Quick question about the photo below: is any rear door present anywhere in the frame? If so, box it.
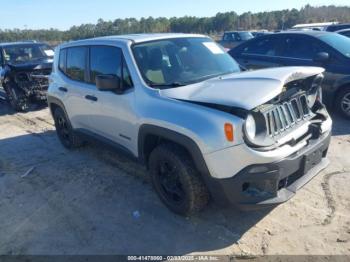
[58,46,96,130]
[231,35,282,70]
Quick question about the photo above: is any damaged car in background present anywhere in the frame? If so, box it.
[0,42,53,111]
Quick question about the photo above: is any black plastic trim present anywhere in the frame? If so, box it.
[75,128,138,162]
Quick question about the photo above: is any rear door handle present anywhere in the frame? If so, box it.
[85,95,98,102]
[58,87,68,92]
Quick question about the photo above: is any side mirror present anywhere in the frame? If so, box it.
[313,52,330,63]
[96,74,122,93]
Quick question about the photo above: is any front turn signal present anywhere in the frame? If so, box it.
[224,123,234,142]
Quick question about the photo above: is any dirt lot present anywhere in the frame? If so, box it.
[0,99,349,257]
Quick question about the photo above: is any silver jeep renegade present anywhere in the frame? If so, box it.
[48,34,332,215]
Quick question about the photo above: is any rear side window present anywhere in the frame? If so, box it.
[90,46,133,89]
[242,37,280,56]
[66,47,87,82]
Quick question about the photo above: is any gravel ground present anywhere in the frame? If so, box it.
[0,99,349,257]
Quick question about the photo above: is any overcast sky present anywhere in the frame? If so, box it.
[1,0,349,30]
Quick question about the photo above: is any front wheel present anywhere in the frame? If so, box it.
[335,87,350,120]
[148,143,209,216]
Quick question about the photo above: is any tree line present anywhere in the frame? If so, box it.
[1,5,350,43]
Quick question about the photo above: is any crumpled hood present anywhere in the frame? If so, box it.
[160,66,325,110]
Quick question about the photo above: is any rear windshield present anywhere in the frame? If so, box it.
[319,34,350,58]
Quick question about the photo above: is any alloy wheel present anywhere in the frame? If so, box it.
[341,92,350,116]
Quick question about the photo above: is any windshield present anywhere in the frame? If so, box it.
[132,37,240,88]
[3,44,54,64]
[319,34,350,58]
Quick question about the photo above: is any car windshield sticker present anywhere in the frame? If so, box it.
[203,42,224,54]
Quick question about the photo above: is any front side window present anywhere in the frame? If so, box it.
[66,47,87,82]
[90,46,133,89]
[280,35,322,59]
[132,37,240,88]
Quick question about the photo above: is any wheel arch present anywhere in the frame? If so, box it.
[47,96,68,117]
[138,124,209,176]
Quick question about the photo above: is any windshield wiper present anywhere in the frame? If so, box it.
[149,82,186,89]
[184,71,236,85]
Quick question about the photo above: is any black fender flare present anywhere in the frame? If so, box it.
[47,95,68,117]
[138,124,209,176]
[137,124,228,204]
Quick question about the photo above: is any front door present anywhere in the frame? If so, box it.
[86,45,137,151]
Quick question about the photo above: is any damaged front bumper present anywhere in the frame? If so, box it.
[205,130,331,209]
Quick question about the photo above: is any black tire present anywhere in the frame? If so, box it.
[335,87,350,120]
[3,82,28,111]
[53,107,84,149]
[148,143,209,216]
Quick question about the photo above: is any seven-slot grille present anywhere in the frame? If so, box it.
[263,93,312,137]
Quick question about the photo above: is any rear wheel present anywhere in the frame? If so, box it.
[53,107,84,149]
[148,143,209,216]
[335,87,350,120]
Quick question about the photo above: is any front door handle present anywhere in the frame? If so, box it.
[58,87,68,92]
[85,95,98,102]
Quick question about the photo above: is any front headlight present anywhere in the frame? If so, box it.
[245,114,256,141]
[244,112,275,148]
